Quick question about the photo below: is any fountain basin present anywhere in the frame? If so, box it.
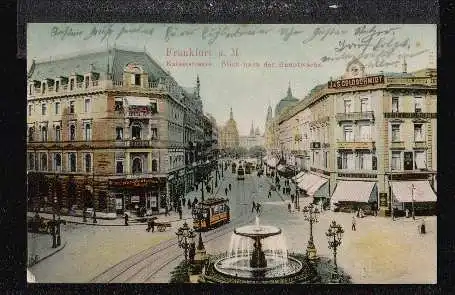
[234,225,281,239]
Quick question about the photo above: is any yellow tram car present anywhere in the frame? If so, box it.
[192,197,230,231]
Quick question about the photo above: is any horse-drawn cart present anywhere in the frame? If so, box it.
[155,222,171,232]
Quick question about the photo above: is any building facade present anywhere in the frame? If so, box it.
[219,108,240,150]
[278,58,437,213]
[239,122,265,149]
[27,48,213,217]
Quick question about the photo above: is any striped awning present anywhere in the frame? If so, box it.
[306,177,329,196]
[390,180,437,203]
[331,181,376,203]
[298,173,326,194]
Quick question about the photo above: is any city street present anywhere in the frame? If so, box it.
[28,166,436,284]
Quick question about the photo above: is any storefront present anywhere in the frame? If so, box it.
[108,177,167,216]
[390,180,437,215]
[330,181,378,214]
[297,173,329,205]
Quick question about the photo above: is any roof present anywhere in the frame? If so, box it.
[275,86,299,117]
[200,197,229,206]
[28,48,169,82]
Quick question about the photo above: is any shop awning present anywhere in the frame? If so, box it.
[277,164,285,171]
[331,181,376,203]
[390,180,437,203]
[267,157,278,167]
[306,177,329,196]
[292,171,305,181]
[125,96,151,106]
[297,173,325,192]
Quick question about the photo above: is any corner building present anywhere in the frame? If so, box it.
[27,48,213,217]
[278,59,437,214]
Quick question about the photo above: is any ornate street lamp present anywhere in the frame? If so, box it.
[302,203,319,260]
[176,221,196,262]
[326,220,344,283]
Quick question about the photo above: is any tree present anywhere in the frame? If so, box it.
[249,145,266,158]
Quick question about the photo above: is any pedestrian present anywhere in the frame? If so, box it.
[288,203,291,213]
[178,207,183,220]
[360,208,364,218]
[268,190,271,199]
[356,208,360,218]
[225,187,228,196]
[252,201,256,213]
[420,219,426,234]
[229,183,232,191]
[124,213,129,226]
[187,199,191,210]
[256,203,261,214]
[283,187,286,194]
[405,208,409,218]
[291,194,294,204]
[352,216,356,231]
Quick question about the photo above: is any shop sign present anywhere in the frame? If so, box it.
[337,141,374,150]
[108,178,163,187]
[131,195,140,203]
[328,75,384,89]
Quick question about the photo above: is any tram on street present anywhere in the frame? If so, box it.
[192,197,230,231]
[237,166,245,180]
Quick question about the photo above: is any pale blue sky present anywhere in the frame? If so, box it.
[27,24,436,135]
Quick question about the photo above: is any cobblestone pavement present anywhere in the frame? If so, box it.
[28,168,436,284]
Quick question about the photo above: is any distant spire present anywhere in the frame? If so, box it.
[287,82,292,97]
[230,107,233,120]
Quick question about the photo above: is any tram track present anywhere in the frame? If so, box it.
[90,169,257,283]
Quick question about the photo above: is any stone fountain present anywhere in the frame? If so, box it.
[201,216,318,283]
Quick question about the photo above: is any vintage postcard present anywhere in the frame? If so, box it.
[26,23,437,284]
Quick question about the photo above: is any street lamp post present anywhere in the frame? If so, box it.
[411,184,416,220]
[176,221,196,262]
[52,195,57,248]
[302,203,319,260]
[294,160,300,211]
[326,220,344,283]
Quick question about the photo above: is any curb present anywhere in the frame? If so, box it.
[29,240,67,267]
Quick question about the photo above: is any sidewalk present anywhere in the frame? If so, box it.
[27,232,67,267]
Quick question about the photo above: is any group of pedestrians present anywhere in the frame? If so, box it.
[252,201,262,214]
[225,183,232,196]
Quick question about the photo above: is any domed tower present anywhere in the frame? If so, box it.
[274,82,299,118]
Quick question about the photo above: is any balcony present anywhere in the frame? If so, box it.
[413,141,427,149]
[337,140,375,150]
[336,111,374,123]
[390,141,405,149]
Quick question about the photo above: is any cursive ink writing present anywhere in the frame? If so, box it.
[164,25,199,42]
[83,24,114,41]
[50,26,84,41]
[301,26,348,44]
[279,26,305,42]
[116,25,155,40]
[201,25,273,45]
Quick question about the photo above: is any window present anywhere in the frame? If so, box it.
[68,153,76,172]
[323,151,328,168]
[358,152,372,170]
[41,126,48,141]
[55,81,59,92]
[54,153,62,172]
[116,127,123,140]
[84,98,91,113]
[150,102,158,113]
[69,124,76,141]
[116,160,124,174]
[343,125,354,141]
[55,125,61,141]
[391,151,401,170]
[340,152,354,170]
[344,99,352,113]
[132,123,142,139]
[114,100,123,111]
[414,124,424,141]
[29,84,32,95]
[414,97,423,113]
[84,77,89,88]
[415,151,426,169]
[40,153,48,171]
[69,101,75,114]
[152,159,158,171]
[42,82,46,94]
[359,125,371,141]
[132,157,142,174]
[28,153,35,170]
[55,102,60,114]
[70,79,74,90]
[84,153,92,173]
[392,97,399,113]
[84,123,92,141]
[28,127,34,142]
[314,151,320,166]
[151,128,158,139]
[134,74,141,86]
[28,104,32,116]
[391,124,400,141]
[41,103,47,115]
[360,98,369,112]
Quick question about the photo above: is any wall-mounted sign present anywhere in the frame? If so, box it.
[108,178,164,187]
[328,75,384,89]
[131,195,140,203]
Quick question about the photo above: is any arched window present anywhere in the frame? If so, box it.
[54,153,62,172]
[131,122,142,139]
[132,157,142,174]
[55,126,61,141]
[84,123,92,141]
[41,126,48,141]
[85,153,92,173]
[152,159,158,172]
[70,124,76,141]
[40,153,47,171]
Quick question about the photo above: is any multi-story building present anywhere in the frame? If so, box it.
[278,58,437,214]
[239,122,265,149]
[206,113,220,160]
[27,48,213,217]
[219,108,239,150]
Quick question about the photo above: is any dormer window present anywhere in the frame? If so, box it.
[134,74,141,86]
[55,80,59,92]
[42,82,46,94]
